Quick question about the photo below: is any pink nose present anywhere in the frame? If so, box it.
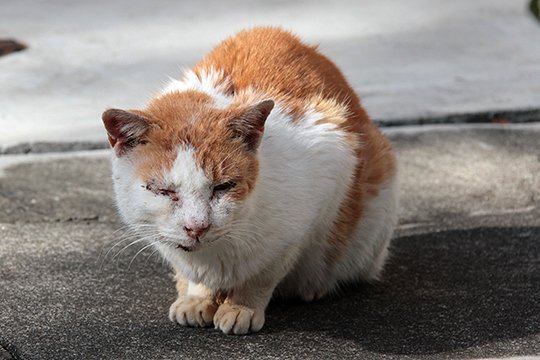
[184,224,209,239]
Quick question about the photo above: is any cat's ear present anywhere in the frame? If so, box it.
[231,100,274,151]
[102,109,150,156]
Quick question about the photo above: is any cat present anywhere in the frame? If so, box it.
[102,27,398,335]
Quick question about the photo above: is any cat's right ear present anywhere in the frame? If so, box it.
[102,109,150,156]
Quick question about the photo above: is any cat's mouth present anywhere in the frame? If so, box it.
[159,231,205,252]
[173,240,205,252]
[175,243,194,252]
[167,238,201,252]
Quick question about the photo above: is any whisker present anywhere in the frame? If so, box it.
[145,247,162,265]
[112,234,158,261]
[110,233,161,271]
[99,230,160,268]
[128,242,158,270]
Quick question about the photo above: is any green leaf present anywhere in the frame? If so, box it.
[531,0,540,22]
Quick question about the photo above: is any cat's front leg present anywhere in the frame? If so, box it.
[169,275,219,328]
[213,274,276,335]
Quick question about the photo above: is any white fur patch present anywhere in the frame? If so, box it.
[159,146,213,239]
[162,68,233,109]
[164,146,210,192]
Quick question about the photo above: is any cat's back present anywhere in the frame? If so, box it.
[195,27,367,125]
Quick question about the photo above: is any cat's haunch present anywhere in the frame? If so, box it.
[103,27,398,335]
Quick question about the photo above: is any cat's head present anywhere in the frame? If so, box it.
[102,91,274,252]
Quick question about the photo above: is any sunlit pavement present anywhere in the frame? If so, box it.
[1,0,540,147]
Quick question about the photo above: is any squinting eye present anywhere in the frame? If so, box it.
[213,181,236,195]
[144,183,178,201]
[158,189,172,196]
[159,189,180,202]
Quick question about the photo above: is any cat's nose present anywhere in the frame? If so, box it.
[184,224,209,240]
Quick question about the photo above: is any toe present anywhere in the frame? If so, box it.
[232,310,252,335]
[214,303,264,335]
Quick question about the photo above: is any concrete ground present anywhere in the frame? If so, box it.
[1,124,539,359]
[1,0,540,147]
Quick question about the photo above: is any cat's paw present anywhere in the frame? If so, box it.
[169,296,218,327]
[213,303,265,335]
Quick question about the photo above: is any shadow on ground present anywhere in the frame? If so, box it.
[2,225,539,359]
[267,226,540,356]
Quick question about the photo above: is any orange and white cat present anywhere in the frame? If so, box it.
[102,27,397,335]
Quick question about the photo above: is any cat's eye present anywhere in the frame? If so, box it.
[144,183,179,201]
[158,188,179,202]
[213,181,236,195]
[158,189,174,196]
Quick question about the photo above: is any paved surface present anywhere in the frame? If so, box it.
[1,124,539,359]
[1,0,540,147]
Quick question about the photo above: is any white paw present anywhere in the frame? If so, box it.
[213,303,265,335]
[169,295,217,327]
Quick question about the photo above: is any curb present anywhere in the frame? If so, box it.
[375,108,540,127]
[1,108,539,155]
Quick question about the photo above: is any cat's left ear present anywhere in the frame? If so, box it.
[102,109,150,156]
[231,100,274,151]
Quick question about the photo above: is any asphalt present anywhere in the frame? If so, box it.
[1,123,539,359]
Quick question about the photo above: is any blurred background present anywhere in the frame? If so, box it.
[0,0,539,149]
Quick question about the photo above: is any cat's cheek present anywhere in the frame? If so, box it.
[144,195,174,223]
[121,188,170,226]
[210,198,237,227]
[115,187,146,224]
